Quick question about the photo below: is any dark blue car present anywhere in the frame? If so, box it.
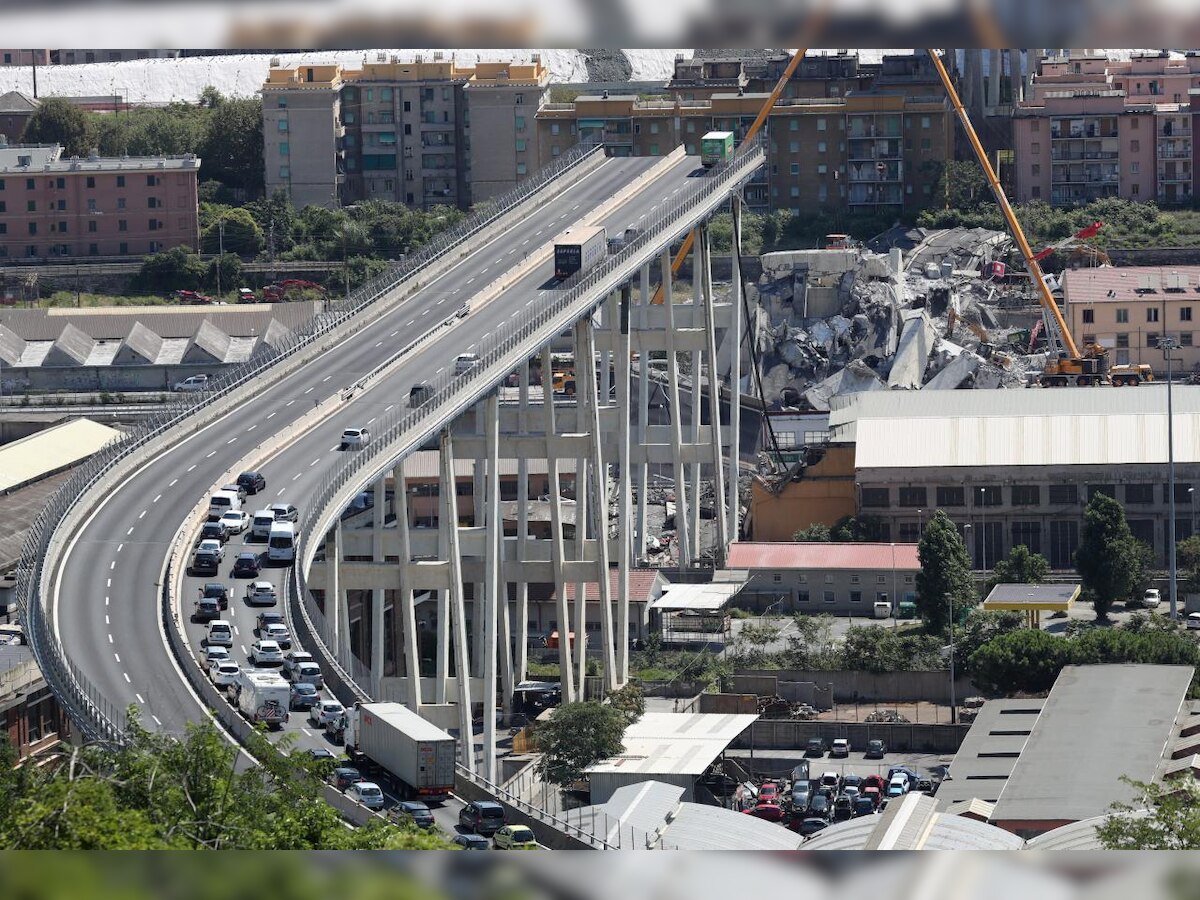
[289,682,319,711]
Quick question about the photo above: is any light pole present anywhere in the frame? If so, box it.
[1164,335,1180,620]
[947,592,957,724]
[1190,486,1196,539]
[978,487,988,574]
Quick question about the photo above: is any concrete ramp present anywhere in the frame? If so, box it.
[114,322,164,365]
[182,320,232,364]
[0,324,26,366]
[43,323,95,367]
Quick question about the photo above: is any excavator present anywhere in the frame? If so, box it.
[926,51,1152,387]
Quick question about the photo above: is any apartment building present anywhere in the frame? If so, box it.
[1063,264,1200,371]
[0,50,49,66]
[1014,51,1200,205]
[0,143,200,260]
[262,56,548,211]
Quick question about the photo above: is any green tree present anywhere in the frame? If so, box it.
[954,609,1025,673]
[199,95,264,196]
[204,253,243,294]
[200,206,265,257]
[245,187,298,253]
[534,702,627,786]
[21,97,92,157]
[782,614,840,669]
[991,544,1050,585]
[792,523,832,542]
[1097,777,1200,849]
[968,628,1071,695]
[607,682,646,726]
[1076,492,1145,622]
[930,159,991,209]
[830,515,889,542]
[839,626,944,674]
[915,510,978,632]
[131,246,207,293]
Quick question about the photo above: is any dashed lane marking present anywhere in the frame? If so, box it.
[124,673,131,684]
[267,412,277,420]
[322,375,333,382]
[152,715,162,726]
[247,425,257,432]
[187,465,197,472]
[153,494,161,503]
[205,451,216,458]
[304,387,314,394]
[226,437,237,445]
[136,693,144,704]
[126,527,134,536]
[138,510,146,519]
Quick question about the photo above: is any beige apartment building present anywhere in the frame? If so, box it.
[1063,264,1200,372]
[262,56,548,211]
[0,143,199,260]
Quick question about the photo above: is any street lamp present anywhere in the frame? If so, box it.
[1163,335,1181,620]
[947,592,957,724]
[978,487,988,574]
[1190,486,1196,539]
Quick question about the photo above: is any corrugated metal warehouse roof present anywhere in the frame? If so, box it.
[587,712,758,777]
[0,418,123,493]
[726,541,920,571]
[0,302,318,341]
[651,579,746,611]
[803,792,1026,850]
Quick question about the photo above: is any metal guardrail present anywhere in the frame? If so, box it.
[290,141,765,721]
[16,140,606,744]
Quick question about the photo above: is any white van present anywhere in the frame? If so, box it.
[206,619,233,647]
[267,521,296,563]
[208,489,242,520]
[251,509,275,539]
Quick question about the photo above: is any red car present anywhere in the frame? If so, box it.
[173,289,213,305]
[861,774,887,795]
[743,802,786,823]
[757,783,780,804]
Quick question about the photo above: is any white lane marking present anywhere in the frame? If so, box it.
[138,510,146,520]
[292,473,301,481]
[304,387,314,394]
[481,268,489,275]
[322,375,333,382]
[113,652,119,662]
[526,298,534,307]
[374,341,383,348]
[495,257,503,265]
[302,728,313,737]
[522,239,530,245]
[267,412,277,420]
[123,673,131,684]
[205,450,216,458]
[136,692,144,704]
[115,545,122,553]
[309,458,320,467]
[389,331,398,337]
[169,479,178,487]
[247,424,257,432]
[105,614,109,625]
[152,715,162,726]
[109,561,115,570]
[126,527,134,536]
[276,488,285,497]
[435,367,444,375]
[233,626,240,636]
[406,320,415,327]
[106,578,111,588]
[285,400,295,407]
[240,645,248,656]
[421,309,430,316]
[366,417,376,425]
[465,278,474,285]
[187,465,197,472]
[385,404,394,412]
[329,445,340,452]
[226,437,237,445]
[153,494,162,503]
[437,298,446,304]
[104,597,109,606]
[108,635,114,644]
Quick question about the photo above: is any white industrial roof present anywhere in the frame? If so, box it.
[651,579,746,612]
[0,418,122,493]
[837,386,1200,470]
[802,793,1026,851]
[587,712,758,777]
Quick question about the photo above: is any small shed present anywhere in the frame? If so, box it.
[982,583,1079,628]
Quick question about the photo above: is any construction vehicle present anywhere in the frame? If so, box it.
[926,51,1153,388]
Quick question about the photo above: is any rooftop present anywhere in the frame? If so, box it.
[989,665,1193,827]
[1064,265,1200,305]
[0,143,200,173]
[725,541,920,571]
[0,418,123,493]
[650,577,747,612]
[983,583,1080,611]
[586,712,758,778]
[935,699,1044,811]
[803,792,1026,850]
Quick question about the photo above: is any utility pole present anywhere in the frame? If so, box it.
[1164,335,1180,620]
[268,218,277,282]
[947,593,957,724]
[216,218,225,298]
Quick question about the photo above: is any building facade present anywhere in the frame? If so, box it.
[0,143,200,260]
[1063,264,1200,372]
[0,92,37,143]
[262,56,548,211]
[0,50,49,66]
[1014,51,1200,205]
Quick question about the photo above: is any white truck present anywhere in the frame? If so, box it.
[234,670,290,728]
[553,225,607,281]
[344,702,456,801]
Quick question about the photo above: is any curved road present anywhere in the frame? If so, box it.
[51,152,705,757]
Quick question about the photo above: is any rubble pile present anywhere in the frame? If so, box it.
[747,226,1053,411]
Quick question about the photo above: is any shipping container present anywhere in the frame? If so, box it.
[554,225,607,281]
[346,702,456,800]
[700,131,735,167]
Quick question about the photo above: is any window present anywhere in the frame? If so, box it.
[936,486,965,507]
[976,486,1002,506]
[921,138,931,150]
[823,591,835,603]
[0,179,3,190]
[789,140,800,152]
[515,116,526,131]
[1126,483,1154,504]
[899,523,921,542]
[921,115,930,129]
[27,222,35,235]
[1183,307,1194,322]
[0,223,4,235]
[1082,334,1096,345]
[1183,333,1194,347]
[1031,119,1040,132]
[817,141,827,153]
[26,200,35,212]
[118,219,127,231]
[149,219,159,231]
[25,178,34,190]
[381,87,392,101]
[1168,482,1194,504]
[850,590,862,603]
[88,243,98,255]
[403,124,411,135]
[85,176,95,188]
[1032,186,1041,198]
[861,487,889,508]
[817,164,827,174]
[87,220,96,233]
[1131,161,1140,174]
[790,163,799,175]
[1148,333,1160,348]
[1011,521,1042,554]
[551,146,561,157]
[817,117,827,131]
[1116,308,1129,323]
[1011,485,1040,506]
[366,88,374,102]
[1148,308,1160,323]
[1133,184,1140,196]
[1088,484,1117,500]
[550,123,560,135]
[279,142,289,156]
[789,185,799,198]
[1032,164,1040,176]
[797,591,810,603]
[278,119,289,132]
[279,166,290,178]
[516,163,527,175]
[1116,333,1129,348]
[1082,309,1094,324]
[515,139,526,152]
[1131,139,1140,152]
[146,175,158,186]
[898,486,927,507]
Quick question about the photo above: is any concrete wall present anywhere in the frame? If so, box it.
[454,771,593,849]
[10,364,216,393]
[697,692,758,715]
[732,669,980,705]
[736,719,970,753]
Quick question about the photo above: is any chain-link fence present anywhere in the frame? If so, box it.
[16,141,607,743]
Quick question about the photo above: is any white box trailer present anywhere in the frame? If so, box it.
[235,670,290,728]
[554,225,607,281]
[346,702,456,801]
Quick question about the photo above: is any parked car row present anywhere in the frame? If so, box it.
[805,737,888,759]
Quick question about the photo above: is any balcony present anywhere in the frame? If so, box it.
[1158,144,1192,159]
[1158,170,1192,183]
[1050,150,1119,161]
[1051,174,1120,184]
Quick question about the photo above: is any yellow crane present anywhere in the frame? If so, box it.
[925,50,1151,387]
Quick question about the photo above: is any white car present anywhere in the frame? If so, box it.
[283,650,315,677]
[1142,588,1162,609]
[219,510,250,535]
[831,738,850,758]
[1188,612,1200,630]
[197,539,224,561]
[454,352,480,375]
[244,581,277,606]
[262,623,292,650]
[347,781,385,810]
[249,639,283,666]
[310,699,345,728]
[172,374,210,392]
[341,427,370,449]
[201,645,229,671]
[210,660,241,687]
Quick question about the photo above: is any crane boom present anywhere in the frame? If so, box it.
[925,50,1081,361]
[650,48,811,304]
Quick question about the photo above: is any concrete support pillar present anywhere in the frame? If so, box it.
[987,48,1002,111]
[434,445,451,705]
[482,394,501,782]
[334,519,351,672]
[727,199,744,544]
[662,247,690,566]
[699,224,728,557]
[541,346,574,702]
[636,263,651,562]
[689,250,703,562]
[515,360,531,686]
[573,447,588,694]
[370,475,386,697]
[328,520,341,659]
[616,281,633,684]
[441,430,473,768]
[395,461,421,710]
[472,423,486,679]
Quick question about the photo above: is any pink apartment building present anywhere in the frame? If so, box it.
[0,143,200,260]
[1014,52,1199,206]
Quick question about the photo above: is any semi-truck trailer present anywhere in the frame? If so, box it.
[345,702,457,801]
[553,226,607,281]
[700,131,735,167]
[234,670,290,728]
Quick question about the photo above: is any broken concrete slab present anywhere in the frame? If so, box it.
[888,309,937,391]
[803,359,887,411]
[924,348,982,390]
